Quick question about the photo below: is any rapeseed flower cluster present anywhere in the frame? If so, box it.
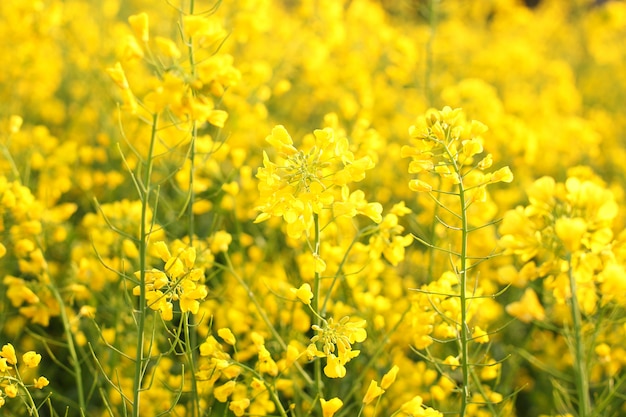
[0,343,48,411]
[255,124,381,240]
[310,316,367,378]
[402,105,513,198]
[499,172,624,319]
[133,241,208,320]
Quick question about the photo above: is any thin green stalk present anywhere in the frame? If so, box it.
[457,175,471,416]
[566,254,592,417]
[133,112,159,417]
[182,312,198,417]
[4,376,41,416]
[427,176,443,280]
[50,286,86,413]
[229,362,288,417]
[321,224,378,315]
[221,254,314,386]
[185,5,199,407]
[313,212,323,400]
[441,140,471,416]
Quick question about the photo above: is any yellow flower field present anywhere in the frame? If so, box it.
[1,0,625,416]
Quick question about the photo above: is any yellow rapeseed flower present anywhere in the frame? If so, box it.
[255,124,378,239]
[363,380,385,405]
[34,376,49,389]
[291,283,314,305]
[22,351,41,368]
[0,344,17,365]
[320,397,343,417]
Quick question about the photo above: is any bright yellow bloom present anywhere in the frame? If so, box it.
[155,36,181,59]
[320,397,343,417]
[472,326,490,344]
[255,124,378,239]
[443,355,460,370]
[403,106,512,198]
[0,344,17,365]
[128,12,149,43]
[369,210,413,266]
[229,398,250,417]
[134,242,207,320]
[153,241,171,262]
[408,179,433,193]
[34,376,49,389]
[555,217,587,252]
[599,263,626,307]
[381,365,399,389]
[400,395,424,415]
[481,358,501,381]
[506,288,546,323]
[291,283,314,305]
[490,166,514,183]
[312,316,367,358]
[258,345,279,376]
[210,231,232,253]
[213,380,236,403]
[208,109,229,128]
[5,384,17,398]
[106,62,130,90]
[183,14,227,47]
[0,358,10,372]
[22,351,41,368]
[363,380,385,404]
[323,354,346,379]
[217,328,236,346]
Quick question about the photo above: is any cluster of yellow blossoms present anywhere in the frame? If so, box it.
[309,316,367,378]
[500,172,622,317]
[402,106,513,197]
[0,343,48,410]
[255,124,382,241]
[108,12,238,128]
[133,241,208,320]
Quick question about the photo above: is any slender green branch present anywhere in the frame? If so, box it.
[321,223,378,316]
[458,178,471,416]
[441,140,472,416]
[133,112,159,417]
[566,253,592,417]
[185,1,199,413]
[313,212,324,400]
[49,286,86,413]
[220,254,314,386]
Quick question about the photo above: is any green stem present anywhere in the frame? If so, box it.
[50,286,86,413]
[321,224,378,315]
[5,376,41,417]
[221,254,314,386]
[427,176,443,280]
[457,176,471,417]
[186,1,199,407]
[441,138,470,416]
[133,112,159,417]
[183,312,198,417]
[567,253,592,417]
[313,212,323,400]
